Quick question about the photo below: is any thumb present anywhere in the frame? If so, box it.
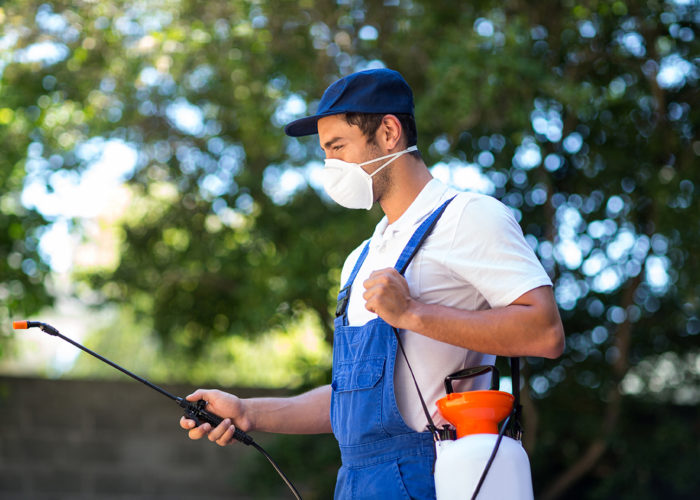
[186,389,210,402]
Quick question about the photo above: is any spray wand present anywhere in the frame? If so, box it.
[12,320,302,500]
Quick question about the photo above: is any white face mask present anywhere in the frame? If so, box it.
[320,145,418,210]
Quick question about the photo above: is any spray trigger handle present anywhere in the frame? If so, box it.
[178,398,254,445]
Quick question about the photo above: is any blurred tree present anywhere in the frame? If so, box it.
[1,0,698,498]
[0,5,56,359]
[388,2,700,499]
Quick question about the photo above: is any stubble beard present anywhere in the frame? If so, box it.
[365,141,394,205]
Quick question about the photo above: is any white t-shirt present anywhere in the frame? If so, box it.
[339,178,552,431]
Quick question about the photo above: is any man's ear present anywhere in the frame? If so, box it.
[377,114,403,151]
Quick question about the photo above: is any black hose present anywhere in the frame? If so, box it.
[471,415,511,500]
[251,441,303,500]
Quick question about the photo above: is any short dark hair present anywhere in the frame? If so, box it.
[343,113,419,157]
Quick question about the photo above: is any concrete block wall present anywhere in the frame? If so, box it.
[0,376,294,499]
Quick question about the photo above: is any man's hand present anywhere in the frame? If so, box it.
[179,389,250,447]
[362,268,416,328]
[178,385,333,446]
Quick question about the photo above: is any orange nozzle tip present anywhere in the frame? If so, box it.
[12,321,28,330]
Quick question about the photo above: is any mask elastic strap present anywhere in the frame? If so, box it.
[365,145,418,178]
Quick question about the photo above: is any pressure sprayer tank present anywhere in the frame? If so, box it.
[433,373,534,499]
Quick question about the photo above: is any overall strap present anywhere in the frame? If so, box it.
[335,242,371,322]
[394,197,456,276]
[335,194,454,322]
[392,196,456,438]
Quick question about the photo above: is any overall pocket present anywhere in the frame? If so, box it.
[331,357,387,445]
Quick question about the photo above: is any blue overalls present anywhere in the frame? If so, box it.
[331,198,454,499]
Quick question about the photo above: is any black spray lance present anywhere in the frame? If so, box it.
[12,320,302,500]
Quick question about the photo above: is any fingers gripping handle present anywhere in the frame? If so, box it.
[179,399,254,446]
[178,399,302,498]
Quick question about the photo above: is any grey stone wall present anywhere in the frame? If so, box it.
[0,376,295,499]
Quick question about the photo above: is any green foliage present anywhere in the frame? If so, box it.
[1,0,698,498]
[0,2,56,354]
[69,306,332,389]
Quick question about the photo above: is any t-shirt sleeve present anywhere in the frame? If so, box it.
[447,195,552,308]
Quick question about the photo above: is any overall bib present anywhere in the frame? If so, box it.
[331,198,454,499]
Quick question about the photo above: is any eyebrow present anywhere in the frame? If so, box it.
[322,136,344,151]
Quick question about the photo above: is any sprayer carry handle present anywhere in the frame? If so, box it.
[443,365,500,394]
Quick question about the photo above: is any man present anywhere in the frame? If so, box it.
[180,68,565,499]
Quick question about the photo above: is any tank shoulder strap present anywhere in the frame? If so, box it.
[506,356,523,440]
[391,195,456,438]
[392,195,526,442]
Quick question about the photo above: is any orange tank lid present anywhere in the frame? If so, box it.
[436,390,514,438]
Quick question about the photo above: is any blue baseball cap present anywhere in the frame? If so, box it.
[284,68,414,137]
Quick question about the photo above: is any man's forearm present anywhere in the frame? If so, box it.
[245,384,332,434]
[402,286,565,359]
[363,270,565,359]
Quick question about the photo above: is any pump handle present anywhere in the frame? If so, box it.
[444,365,500,394]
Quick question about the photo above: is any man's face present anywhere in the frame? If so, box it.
[317,114,381,171]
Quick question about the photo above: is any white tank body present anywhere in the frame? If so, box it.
[434,434,534,500]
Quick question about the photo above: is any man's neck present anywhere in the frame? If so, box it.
[379,158,433,224]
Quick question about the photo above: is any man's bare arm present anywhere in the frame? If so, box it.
[363,269,564,358]
[180,385,332,446]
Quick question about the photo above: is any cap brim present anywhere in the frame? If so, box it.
[284,115,320,137]
[285,110,351,137]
